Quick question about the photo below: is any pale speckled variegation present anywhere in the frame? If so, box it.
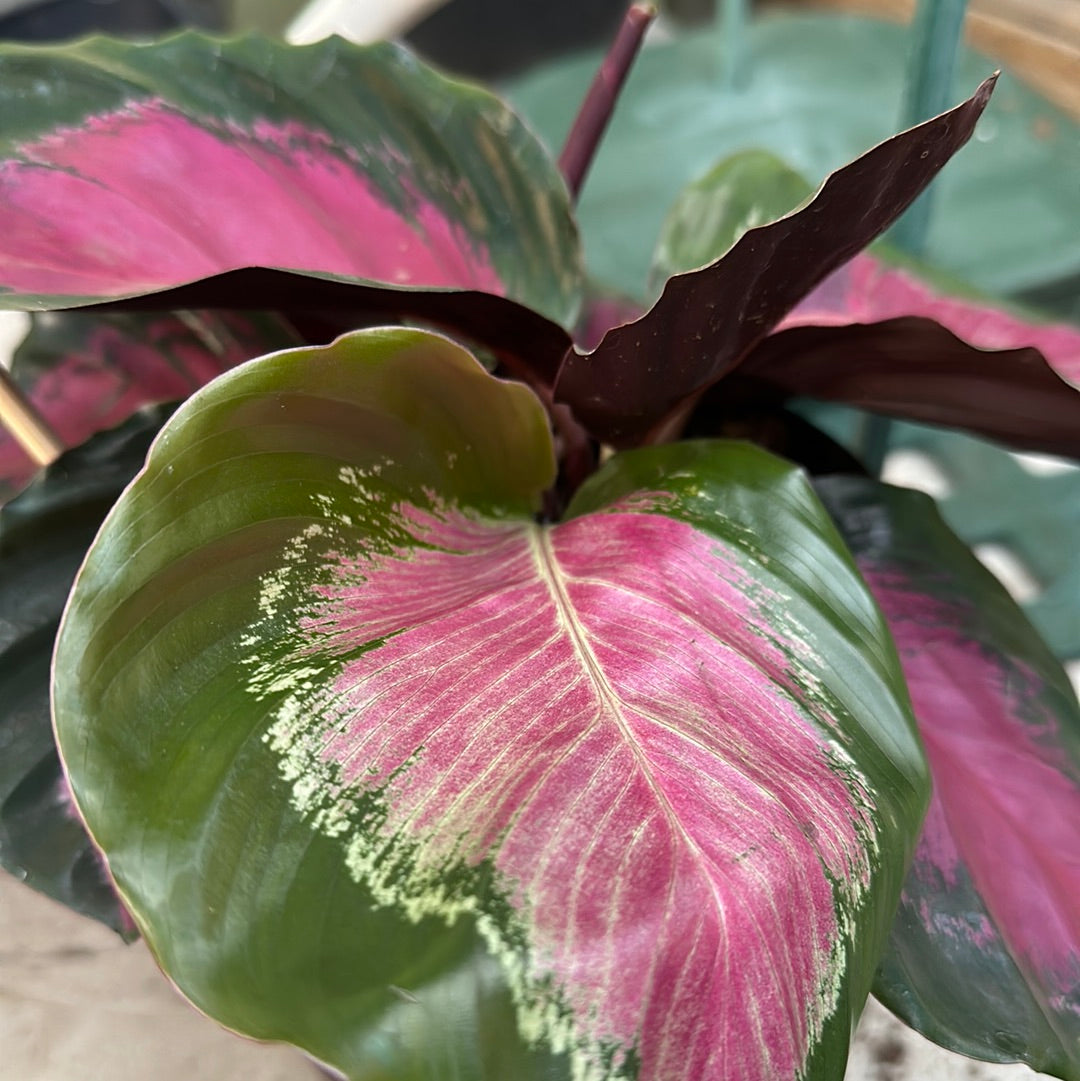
[244,474,881,1081]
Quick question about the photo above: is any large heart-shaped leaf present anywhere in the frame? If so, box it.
[0,33,581,328]
[817,476,1080,1079]
[508,13,1080,306]
[54,328,927,1081]
[555,77,995,445]
[0,407,173,934]
[0,309,296,504]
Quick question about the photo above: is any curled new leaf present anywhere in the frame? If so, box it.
[54,328,926,1081]
[818,476,1080,1080]
[555,77,996,445]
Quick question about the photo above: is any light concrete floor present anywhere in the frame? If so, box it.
[0,872,1051,1081]
[0,874,323,1081]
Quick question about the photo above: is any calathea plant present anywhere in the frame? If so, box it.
[0,7,1079,1081]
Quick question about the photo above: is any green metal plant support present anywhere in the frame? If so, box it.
[864,0,971,473]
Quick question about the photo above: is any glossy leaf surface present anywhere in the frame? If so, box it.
[55,328,927,1081]
[0,409,172,934]
[556,77,995,445]
[818,476,1080,1079]
[0,310,295,504]
[509,13,1080,304]
[0,33,581,327]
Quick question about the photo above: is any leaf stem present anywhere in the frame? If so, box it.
[558,3,657,202]
[0,366,63,467]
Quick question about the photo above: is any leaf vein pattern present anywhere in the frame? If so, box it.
[249,503,879,1080]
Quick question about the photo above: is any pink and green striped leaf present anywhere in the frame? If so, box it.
[0,310,296,505]
[0,34,582,329]
[53,328,927,1081]
[817,476,1080,1080]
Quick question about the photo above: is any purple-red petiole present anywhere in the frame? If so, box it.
[558,3,657,202]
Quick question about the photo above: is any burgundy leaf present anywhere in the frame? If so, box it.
[736,316,1080,457]
[85,269,575,388]
[782,254,1080,388]
[729,252,1080,453]
[554,76,997,446]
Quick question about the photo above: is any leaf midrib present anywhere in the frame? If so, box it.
[525,523,729,907]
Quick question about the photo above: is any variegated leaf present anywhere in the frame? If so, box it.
[0,310,295,504]
[54,328,926,1081]
[818,476,1080,1080]
[0,34,581,329]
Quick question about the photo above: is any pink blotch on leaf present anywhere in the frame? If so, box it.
[0,313,261,496]
[287,504,878,1081]
[0,101,504,297]
[864,570,1080,996]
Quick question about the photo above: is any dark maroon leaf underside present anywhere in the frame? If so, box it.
[734,316,1080,457]
[555,76,997,446]
[88,270,574,387]
[782,253,1080,389]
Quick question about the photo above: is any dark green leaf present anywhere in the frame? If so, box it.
[818,476,1080,1080]
[0,407,174,935]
